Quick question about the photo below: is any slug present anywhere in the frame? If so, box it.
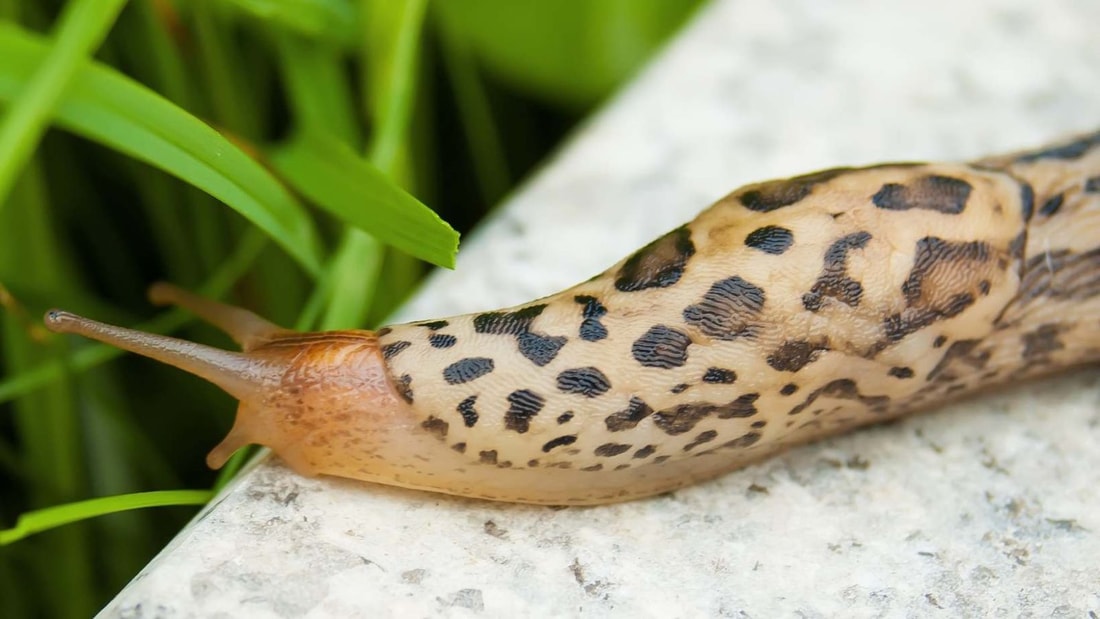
[44,130,1100,505]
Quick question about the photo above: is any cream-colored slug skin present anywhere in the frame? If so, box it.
[45,130,1100,505]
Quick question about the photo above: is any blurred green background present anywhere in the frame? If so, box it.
[0,0,703,616]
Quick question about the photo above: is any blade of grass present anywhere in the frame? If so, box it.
[271,26,379,330]
[307,0,430,329]
[0,227,268,406]
[433,6,510,205]
[0,437,21,477]
[271,133,456,268]
[0,24,324,275]
[224,0,357,46]
[297,0,430,330]
[0,490,213,545]
[317,229,384,329]
[1,157,98,616]
[363,0,427,173]
[192,0,263,142]
[0,0,129,210]
[274,33,360,143]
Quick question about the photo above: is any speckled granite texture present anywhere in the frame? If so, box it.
[101,0,1100,616]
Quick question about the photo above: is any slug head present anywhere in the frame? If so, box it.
[43,291,415,476]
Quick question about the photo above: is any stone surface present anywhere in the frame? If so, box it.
[101,0,1100,616]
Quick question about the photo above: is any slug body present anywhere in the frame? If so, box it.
[46,130,1100,505]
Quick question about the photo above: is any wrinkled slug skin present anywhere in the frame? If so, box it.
[45,131,1100,506]
[367,131,1100,504]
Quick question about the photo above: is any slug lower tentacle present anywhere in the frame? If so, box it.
[45,130,1100,505]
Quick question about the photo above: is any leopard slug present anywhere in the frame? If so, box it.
[44,130,1100,505]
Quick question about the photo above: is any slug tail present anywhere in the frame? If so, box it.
[43,309,282,403]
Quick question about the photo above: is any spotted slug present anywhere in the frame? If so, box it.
[44,130,1100,505]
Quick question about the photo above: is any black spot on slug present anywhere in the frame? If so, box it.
[1038,193,1064,217]
[443,357,495,385]
[376,327,392,336]
[582,464,604,472]
[594,443,631,457]
[780,383,799,396]
[382,340,411,359]
[872,175,972,214]
[1018,247,1100,304]
[615,225,695,292]
[504,389,544,434]
[633,445,656,459]
[788,379,889,417]
[419,320,449,330]
[1014,130,1100,163]
[732,393,762,414]
[542,435,577,453]
[474,305,546,335]
[1021,324,1065,359]
[670,383,690,394]
[457,396,479,427]
[652,393,759,436]
[420,416,449,439]
[632,325,692,369]
[702,368,736,384]
[744,225,795,255]
[429,333,457,349]
[451,442,466,453]
[473,304,567,366]
[479,450,498,465]
[739,167,851,212]
[722,432,762,449]
[888,366,915,379]
[646,404,708,437]
[802,231,871,311]
[1019,182,1035,220]
[684,430,718,452]
[683,276,765,340]
[397,374,413,403]
[575,295,609,341]
[518,333,567,366]
[767,339,828,372]
[605,397,653,432]
[881,237,991,344]
[557,411,574,424]
[1086,176,1100,193]
[556,367,611,398]
[933,335,948,348]
[926,339,982,382]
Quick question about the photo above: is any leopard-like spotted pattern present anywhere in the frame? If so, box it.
[46,130,1100,505]
[370,130,1100,503]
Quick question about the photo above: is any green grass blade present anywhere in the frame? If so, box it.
[433,0,702,107]
[0,0,129,209]
[225,0,357,45]
[434,9,509,205]
[274,32,360,143]
[271,132,457,268]
[317,229,384,329]
[0,24,324,275]
[363,0,427,173]
[0,490,212,545]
